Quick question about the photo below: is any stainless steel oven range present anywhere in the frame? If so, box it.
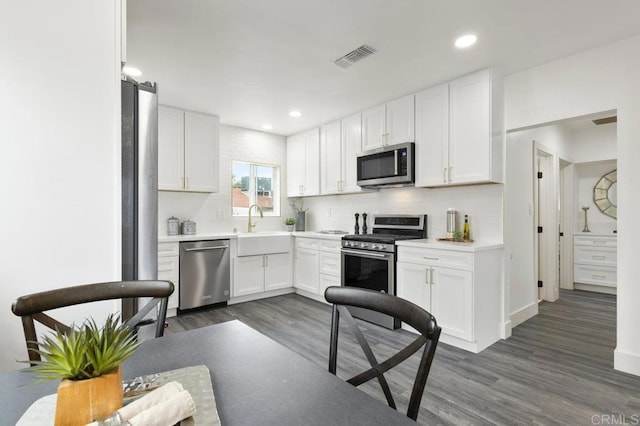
[341,214,427,329]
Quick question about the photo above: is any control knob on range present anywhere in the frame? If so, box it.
[379,244,386,251]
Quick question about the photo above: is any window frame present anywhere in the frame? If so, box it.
[231,160,281,217]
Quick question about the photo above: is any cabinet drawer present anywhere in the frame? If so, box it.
[158,242,179,257]
[397,246,472,270]
[573,235,617,248]
[158,257,179,282]
[296,238,319,250]
[319,251,341,276]
[574,264,617,287]
[319,239,341,252]
[574,246,616,267]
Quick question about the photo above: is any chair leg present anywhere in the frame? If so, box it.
[328,305,339,375]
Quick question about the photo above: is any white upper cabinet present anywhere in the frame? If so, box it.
[361,94,415,151]
[320,120,342,195]
[415,69,503,187]
[158,105,220,192]
[415,83,449,187]
[287,128,320,197]
[320,114,362,195]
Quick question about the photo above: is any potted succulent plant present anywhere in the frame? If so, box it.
[285,217,296,232]
[26,314,139,425]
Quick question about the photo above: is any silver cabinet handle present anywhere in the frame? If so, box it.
[425,268,429,284]
[265,255,269,267]
[423,256,439,260]
[593,240,607,244]
[448,167,452,182]
[430,267,435,285]
[184,245,229,252]
[592,255,606,260]
[443,168,447,183]
[592,274,606,280]
[186,177,190,189]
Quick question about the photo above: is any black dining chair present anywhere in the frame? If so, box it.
[11,280,174,365]
[324,286,441,421]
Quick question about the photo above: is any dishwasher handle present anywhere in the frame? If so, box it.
[184,245,229,252]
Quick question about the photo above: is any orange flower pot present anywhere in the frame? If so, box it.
[54,366,123,425]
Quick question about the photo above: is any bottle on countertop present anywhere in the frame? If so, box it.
[463,215,470,241]
[362,213,368,234]
[354,213,360,235]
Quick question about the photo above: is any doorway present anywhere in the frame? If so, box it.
[534,145,558,302]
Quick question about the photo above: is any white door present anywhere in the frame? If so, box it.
[320,120,341,195]
[414,84,449,186]
[340,113,362,193]
[265,253,292,291]
[535,148,559,302]
[449,69,491,184]
[158,105,185,191]
[184,111,219,192]
[430,267,473,341]
[294,248,319,294]
[302,128,320,196]
[233,256,265,297]
[286,134,305,196]
[361,104,386,151]
[386,94,415,145]
[396,262,430,333]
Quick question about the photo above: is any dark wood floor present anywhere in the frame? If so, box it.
[167,290,640,425]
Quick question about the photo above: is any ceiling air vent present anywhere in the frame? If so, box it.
[592,116,617,126]
[334,44,377,69]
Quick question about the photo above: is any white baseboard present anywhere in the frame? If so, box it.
[502,320,512,339]
[614,348,640,377]
[510,302,538,328]
[228,287,295,305]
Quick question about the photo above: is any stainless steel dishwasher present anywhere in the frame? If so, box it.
[179,240,230,310]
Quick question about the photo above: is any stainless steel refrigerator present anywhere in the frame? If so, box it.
[121,75,158,321]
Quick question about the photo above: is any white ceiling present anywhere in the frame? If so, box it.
[127,0,640,136]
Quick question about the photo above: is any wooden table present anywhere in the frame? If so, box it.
[1,320,414,425]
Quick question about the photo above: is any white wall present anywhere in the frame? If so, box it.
[158,125,288,235]
[505,34,640,376]
[572,124,617,163]
[0,1,122,371]
[299,184,503,242]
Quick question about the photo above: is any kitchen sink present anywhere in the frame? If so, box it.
[237,232,291,256]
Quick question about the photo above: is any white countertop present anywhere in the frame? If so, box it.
[292,231,347,240]
[573,232,617,237]
[396,239,504,252]
[158,230,349,243]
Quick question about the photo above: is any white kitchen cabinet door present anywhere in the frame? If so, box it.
[287,133,304,196]
[397,262,431,333]
[264,253,292,291]
[361,104,386,151]
[158,105,185,191]
[184,111,219,192]
[233,255,265,297]
[386,94,415,145]
[157,256,179,310]
[320,120,342,195]
[414,84,449,187]
[430,267,473,341]
[287,129,320,197]
[318,273,340,301]
[341,112,362,193]
[449,69,491,185]
[302,128,320,196]
[294,248,319,294]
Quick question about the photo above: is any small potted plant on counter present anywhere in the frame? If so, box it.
[25,314,139,424]
[285,217,296,232]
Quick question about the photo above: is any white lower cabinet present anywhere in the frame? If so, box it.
[293,247,319,294]
[293,237,341,300]
[158,242,180,317]
[396,244,502,353]
[573,234,617,290]
[233,253,292,297]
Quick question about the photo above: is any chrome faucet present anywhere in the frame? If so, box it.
[248,204,264,233]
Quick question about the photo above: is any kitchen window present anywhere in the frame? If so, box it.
[232,161,280,216]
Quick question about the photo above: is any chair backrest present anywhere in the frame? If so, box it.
[324,286,441,421]
[12,280,174,365]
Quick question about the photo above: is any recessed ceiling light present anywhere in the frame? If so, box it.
[454,34,477,49]
[289,110,302,118]
[122,65,142,77]
[262,124,273,130]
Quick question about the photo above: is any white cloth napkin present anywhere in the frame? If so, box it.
[128,390,196,426]
[119,382,185,420]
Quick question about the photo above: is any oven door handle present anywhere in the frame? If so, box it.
[342,249,392,259]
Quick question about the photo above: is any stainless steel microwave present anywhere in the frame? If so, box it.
[356,142,415,188]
